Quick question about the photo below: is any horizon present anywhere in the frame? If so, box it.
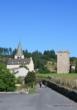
[0,0,77,57]
[0,44,76,58]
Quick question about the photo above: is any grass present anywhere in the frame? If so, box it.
[36,73,77,90]
[36,73,77,80]
[16,84,36,94]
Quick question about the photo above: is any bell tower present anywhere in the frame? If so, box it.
[14,42,24,59]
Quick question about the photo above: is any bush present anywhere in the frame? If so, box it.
[38,67,51,74]
[16,77,24,84]
[25,72,36,88]
[0,64,16,91]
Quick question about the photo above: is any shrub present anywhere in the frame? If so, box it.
[38,67,51,74]
[0,64,16,91]
[16,77,24,84]
[25,72,36,88]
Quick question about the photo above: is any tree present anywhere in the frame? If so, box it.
[75,61,77,73]
[12,48,17,57]
[43,50,56,61]
[9,48,12,55]
[32,51,44,69]
[23,50,31,58]
[0,64,16,91]
[25,72,36,88]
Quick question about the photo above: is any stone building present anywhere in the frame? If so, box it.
[7,43,34,77]
[57,51,70,73]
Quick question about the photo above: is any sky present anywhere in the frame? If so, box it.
[0,0,77,56]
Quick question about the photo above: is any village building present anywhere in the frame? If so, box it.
[7,43,34,77]
[57,51,70,74]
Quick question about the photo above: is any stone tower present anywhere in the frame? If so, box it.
[57,51,70,73]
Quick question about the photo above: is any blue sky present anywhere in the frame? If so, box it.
[0,0,77,56]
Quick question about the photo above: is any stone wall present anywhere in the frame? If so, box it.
[57,51,70,73]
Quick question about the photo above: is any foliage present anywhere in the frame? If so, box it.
[25,72,36,88]
[32,51,44,69]
[75,61,77,73]
[37,73,77,90]
[0,47,13,56]
[38,66,51,74]
[43,50,57,61]
[32,50,56,73]
[0,46,57,73]
[12,48,17,57]
[70,57,77,64]
[19,65,29,70]
[23,50,32,58]
[0,64,16,91]
[70,57,77,73]
[15,77,23,84]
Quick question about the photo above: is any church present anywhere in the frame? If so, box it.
[7,43,34,77]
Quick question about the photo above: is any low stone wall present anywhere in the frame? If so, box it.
[42,80,77,102]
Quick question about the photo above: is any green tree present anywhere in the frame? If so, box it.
[75,61,77,73]
[32,51,44,69]
[23,50,31,58]
[25,72,36,88]
[0,64,16,91]
[43,50,56,61]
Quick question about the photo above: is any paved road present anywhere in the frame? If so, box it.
[0,87,77,110]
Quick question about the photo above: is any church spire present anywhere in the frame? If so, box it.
[14,42,24,59]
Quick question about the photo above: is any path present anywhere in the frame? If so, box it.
[0,87,77,110]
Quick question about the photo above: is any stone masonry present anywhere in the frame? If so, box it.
[57,51,70,73]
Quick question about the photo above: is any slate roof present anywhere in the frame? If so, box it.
[7,58,30,65]
[7,43,31,65]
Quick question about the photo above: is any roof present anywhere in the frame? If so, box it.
[57,51,70,54]
[7,58,30,65]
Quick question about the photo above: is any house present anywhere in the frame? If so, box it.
[7,43,34,77]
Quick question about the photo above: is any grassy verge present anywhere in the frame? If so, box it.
[16,84,36,94]
[29,86,36,94]
[36,73,77,80]
[36,73,77,90]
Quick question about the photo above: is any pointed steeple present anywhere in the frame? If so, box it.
[14,42,24,59]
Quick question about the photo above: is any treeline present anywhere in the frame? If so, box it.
[0,47,13,56]
[23,50,57,73]
[1,47,77,73]
[70,57,77,73]
[0,47,57,73]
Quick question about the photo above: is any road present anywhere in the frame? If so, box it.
[0,87,77,110]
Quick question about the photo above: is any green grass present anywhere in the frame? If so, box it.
[36,73,77,90]
[36,73,77,80]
